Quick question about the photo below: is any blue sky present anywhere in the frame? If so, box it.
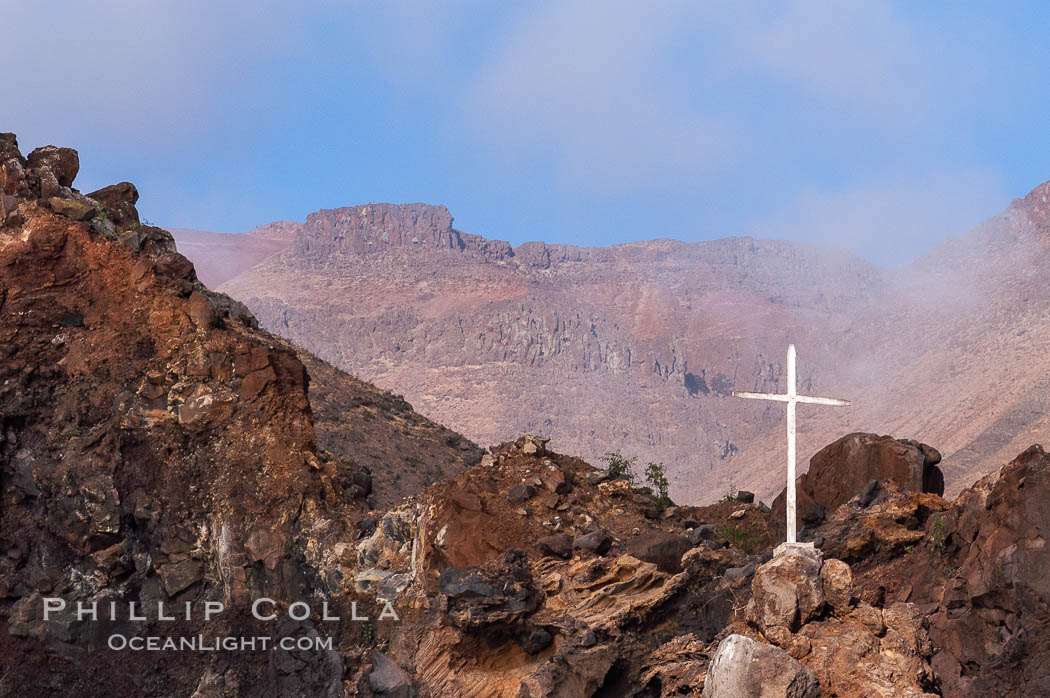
[4,1,1049,266]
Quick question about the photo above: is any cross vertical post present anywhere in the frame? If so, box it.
[732,344,851,546]
[786,344,797,543]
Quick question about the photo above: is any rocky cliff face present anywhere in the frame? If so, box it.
[176,182,1050,506]
[198,204,895,505]
[0,134,478,695]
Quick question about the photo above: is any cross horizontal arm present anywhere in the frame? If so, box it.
[794,395,851,406]
[731,391,790,402]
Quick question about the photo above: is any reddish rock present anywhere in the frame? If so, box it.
[87,181,140,226]
[27,145,79,187]
[750,546,824,633]
[771,433,944,540]
[187,290,218,328]
[0,133,29,198]
[901,445,1050,698]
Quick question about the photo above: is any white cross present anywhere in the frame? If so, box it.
[733,344,851,544]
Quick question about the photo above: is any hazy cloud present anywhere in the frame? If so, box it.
[1,1,308,153]
[462,0,734,194]
[748,170,1008,266]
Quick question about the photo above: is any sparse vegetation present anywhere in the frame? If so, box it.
[361,621,375,645]
[718,524,762,554]
[645,460,672,506]
[928,514,956,575]
[718,483,738,504]
[601,450,637,484]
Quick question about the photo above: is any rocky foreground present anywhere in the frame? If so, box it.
[2,135,1049,696]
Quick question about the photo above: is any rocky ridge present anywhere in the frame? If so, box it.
[0,134,476,694]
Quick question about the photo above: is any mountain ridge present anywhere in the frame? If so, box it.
[173,179,1050,505]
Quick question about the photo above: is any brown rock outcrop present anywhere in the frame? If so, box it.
[0,135,479,696]
[702,633,819,698]
[771,433,944,540]
[88,181,140,226]
[898,445,1050,697]
[746,548,938,697]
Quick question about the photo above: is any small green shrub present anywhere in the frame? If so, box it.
[718,524,761,554]
[644,461,672,505]
[601,451,637,484]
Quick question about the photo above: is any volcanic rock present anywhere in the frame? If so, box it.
[771,433,945,540]
[702,633,819,698]
[626,529,692,573]
[534,533,573,559]
[520,627,554,655]
[27,145,79,188]
[750,546,824,633]
[819,558,853,614]
[899,445,1050,697]
[507,484,536,503]
[87,181,140,226]
[366,652,415,698]
[572,530,613,555]
[47,196,95,221]
[0,133,29,198]
[439,551,538,631]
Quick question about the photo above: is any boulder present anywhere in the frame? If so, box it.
[0,133,29,199]
[519,434,550,456]
[507,484,536,504]
[534,534,573,559]
[819,558,852,614]
[702,634,819,698]
[87,182,140,226]
[1,193,21,227]
[626,530,692,573]
[158,558,204,596]
[520,628,553,655]
[799,602,938,697]
[367,652,414,697]
[439,551,538,630]
[586,470,613,486]
[187,292,218,328]
[48,196,95,221]
[693,524,718,542]
[771,433,944,540]
[154,252,197,281]
[118,225,178,255]
[572,530,612,555]
[750,546,824,633]
[27,146,79,187]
